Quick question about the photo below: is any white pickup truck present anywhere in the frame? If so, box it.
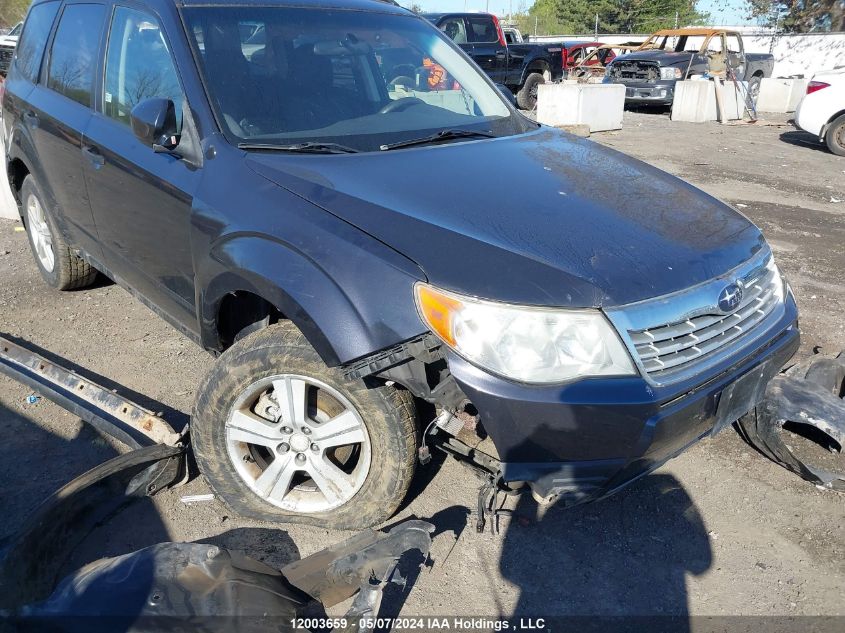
[0,22,21,76]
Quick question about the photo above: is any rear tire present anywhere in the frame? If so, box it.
[517,72,545,110]
[192,322,417,529]
[748,74,762,104]
[824,114,845,157]
[21,175,97,290]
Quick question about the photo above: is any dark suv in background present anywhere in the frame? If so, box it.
[3,0,798,529]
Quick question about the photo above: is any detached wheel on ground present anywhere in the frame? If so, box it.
[517,73,545,110]
[21,175,98,290]
[824,113,845,157]
[191,322,417,530]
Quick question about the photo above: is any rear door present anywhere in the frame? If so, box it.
[24,2,106,259]
[82,3,200,325]
[465,15,507,83]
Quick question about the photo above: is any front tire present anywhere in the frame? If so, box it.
[21,175,97,290]
[824,114,845,157]
[192,322,417,529]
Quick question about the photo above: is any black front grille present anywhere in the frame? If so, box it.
[610,60,659,83]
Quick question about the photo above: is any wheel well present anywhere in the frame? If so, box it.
[827,109,845,126]
[216,291,285,349]
[525,62,550,79]
[7,158,29,208]
[821,109,845,139]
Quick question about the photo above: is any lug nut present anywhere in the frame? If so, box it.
[277,442,290,454]
[301,426,311,435]
[310,443,319,452]
[295,453,306,465]
[281,426,293,435]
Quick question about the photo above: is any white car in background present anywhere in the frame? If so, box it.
[795,67,845,156]
[0,22,21,76]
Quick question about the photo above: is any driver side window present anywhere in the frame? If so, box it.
[103,6,184,131]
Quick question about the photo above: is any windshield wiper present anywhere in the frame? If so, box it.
[237,142,360,154]
[379,129,495,151]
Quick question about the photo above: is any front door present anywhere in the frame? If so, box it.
[82,4,200,326]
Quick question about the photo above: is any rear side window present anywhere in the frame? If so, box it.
[47,3,105,106]
[15,1,60,83]
[103,6,183,129]
[467,16,497,43]
[440,17,467,44]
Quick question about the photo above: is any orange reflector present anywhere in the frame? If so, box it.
[415,284,462,347]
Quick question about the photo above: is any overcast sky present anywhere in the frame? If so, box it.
[405,0,752,26]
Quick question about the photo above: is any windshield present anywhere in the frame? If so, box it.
[183,6,532,152]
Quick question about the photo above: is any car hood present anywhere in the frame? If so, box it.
[246,128,765,307]
[615,50,694,65]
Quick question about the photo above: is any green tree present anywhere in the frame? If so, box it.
[517,0,709,35]
[746,0,844,32]
[0,0,30,28]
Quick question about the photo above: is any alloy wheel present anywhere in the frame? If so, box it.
[225,374,371,513]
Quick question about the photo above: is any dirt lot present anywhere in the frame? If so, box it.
[1,110,843,624]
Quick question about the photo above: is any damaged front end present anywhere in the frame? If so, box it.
[737,351,845,491]
[10,520,432,633]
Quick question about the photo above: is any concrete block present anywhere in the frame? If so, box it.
[536,83,625,132]
[757,77,810,113]
[671,81,717,122]
[719,80,749,121]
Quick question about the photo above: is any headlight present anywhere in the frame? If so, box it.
[414,283,636,384]
[767,256,786,303]
[660,67,682,80]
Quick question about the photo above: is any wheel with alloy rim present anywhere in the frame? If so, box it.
[225,374,371,513]
[192,322,417,529]
[20,175,98,290]
[26,192,55,273]
[825,114,845,157]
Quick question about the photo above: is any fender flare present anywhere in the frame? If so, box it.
[197,233,424,367]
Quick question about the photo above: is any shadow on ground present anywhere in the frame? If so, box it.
[779,130,828,153]
[425,472,711,627]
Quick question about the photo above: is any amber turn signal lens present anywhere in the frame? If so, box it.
[415,284,463,347]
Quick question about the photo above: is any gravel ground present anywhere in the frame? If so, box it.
[0,110,843,624]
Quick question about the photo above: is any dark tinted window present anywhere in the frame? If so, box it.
[467,16,497,43]
[47,3,105,106]
[15,1,60,83]
[103,6,183,129]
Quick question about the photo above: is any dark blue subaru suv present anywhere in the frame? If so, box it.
[3,0,798,528]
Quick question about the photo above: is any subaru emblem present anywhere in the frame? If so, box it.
[718,283,743,313]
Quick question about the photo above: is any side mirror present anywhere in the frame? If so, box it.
[130,98,179,152]
[494,83,517,107]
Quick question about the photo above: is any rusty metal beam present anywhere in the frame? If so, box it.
[0,333,182,448]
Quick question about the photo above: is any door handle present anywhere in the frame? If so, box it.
[82,145,105,169]
[23,110,38,127]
